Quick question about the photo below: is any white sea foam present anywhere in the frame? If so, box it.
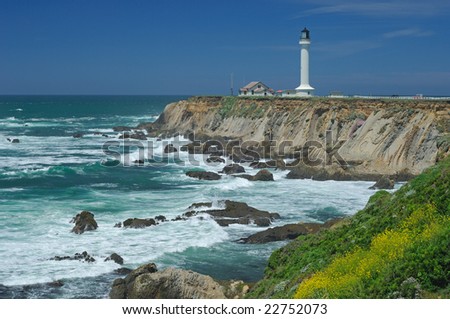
[0,104,382,291]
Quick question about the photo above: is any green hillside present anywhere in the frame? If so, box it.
[248,157,450,298]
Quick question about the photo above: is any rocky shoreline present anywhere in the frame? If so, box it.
[15,96,445,299]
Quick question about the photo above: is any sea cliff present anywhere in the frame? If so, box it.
[141,96,450,178]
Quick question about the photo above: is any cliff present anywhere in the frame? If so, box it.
[143,96,450,177]
[247,155,450,298]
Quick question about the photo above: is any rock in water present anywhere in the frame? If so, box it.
[369,175,395,189]
[221,163,245,174]
[181,200,280,227]
[253,169,274,181]
[186,171,221,180]
[164,144,177,153]
[6,138,20,143]
[239,219,344,244]
[122,218,156,229]
[105,253,124,265]
[236,169,274,181]
[51,251,96,263]
[206,156,225,163]
[109,264,226,299]
[71,211,98,234]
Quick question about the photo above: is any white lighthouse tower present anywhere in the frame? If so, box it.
[295,27,315,97]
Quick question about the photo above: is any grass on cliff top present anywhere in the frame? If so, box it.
[248,156,450,299]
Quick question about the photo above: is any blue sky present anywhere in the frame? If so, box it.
[1,0,449,96]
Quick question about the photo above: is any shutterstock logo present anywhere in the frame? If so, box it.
[101,130,347,168]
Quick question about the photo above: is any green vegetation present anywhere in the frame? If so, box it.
[218,96,269,119]
[248,156,450,298]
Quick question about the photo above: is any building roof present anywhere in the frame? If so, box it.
[241,81,263,90]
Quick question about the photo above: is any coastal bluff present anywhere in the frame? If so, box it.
[141,96,450,177]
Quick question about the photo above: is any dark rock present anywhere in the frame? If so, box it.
[184,200,280,227]
[253,169,274,181]
[48,280,64,288]
[114,222,122,228]
[206,156,225,163]
[286,162,352,181]
[72,133,83,138]
[51,251,96,263]
[369,175,395,189]
[186,171,221,180]
[102,134,109,138]
[113,126,134,132]
[154,215,167,223]
[105,253,124,265]
[187,202,213,210]
[164,144,177,153]
[253,217,272,227]
[7,138,20,143]
[221,163,245,174]
[239,219,343,244]
[180,141,201,154]
[133,159,145,165]
[239,224,318,244]
[123,218,156,229]
[230,142,262,163]
[109,264,225,299]
[110,263,159,298]
[114,268,133,275]
[71,211,98,234]
[171,216,186,222]
[118,131,147,140]
[236,169,274,181]
[110,278,128,299]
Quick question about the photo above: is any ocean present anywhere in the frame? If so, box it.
[0,95,378,298]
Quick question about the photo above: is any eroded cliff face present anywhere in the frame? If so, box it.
[146,96,449,176]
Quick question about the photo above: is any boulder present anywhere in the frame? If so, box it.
[109,264,226,299]
[72,133,83,138]
[114,268,133,275]
[154,215,167,223]
[183,200,280,227]
[123,218,156,229]
[180,141,201,154]
[186,171,221,181]
[221,164,245,175]
[113,126,134,132]
[6,138,20,143]
[164,144,177,153]
[239,219,343,244]
[118,131,147,140]
[253,169,274,181]
[236,169,274,181]
[369,175,395,189]
[286,162,353,181]
[206,156,225,163]
[51,251,95,263]
[71,211,98,234]
[105,253,124,265]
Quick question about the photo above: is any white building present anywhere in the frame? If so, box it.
[295,28,315,97]
[239,81,274,97]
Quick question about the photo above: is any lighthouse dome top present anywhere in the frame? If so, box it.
[301,27,310,39]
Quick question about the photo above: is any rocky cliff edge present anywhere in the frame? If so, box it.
[140,96,450,177]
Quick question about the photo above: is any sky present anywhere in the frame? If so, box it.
[1,0,450,96]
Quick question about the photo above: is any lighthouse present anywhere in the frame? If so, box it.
[295,27,315,96]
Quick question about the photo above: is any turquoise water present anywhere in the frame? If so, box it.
[0,96,378,298]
